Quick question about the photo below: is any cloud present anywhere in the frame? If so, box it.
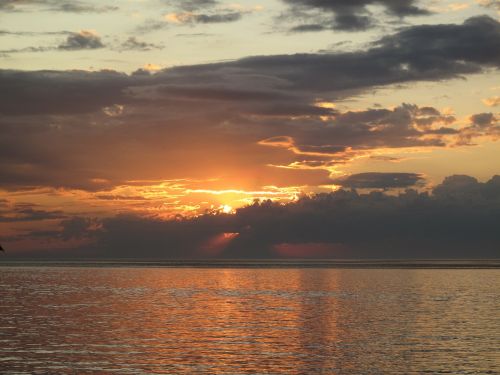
[470,112,496,127]
[0,17,499,192]
[456,112,499,145]
[10,174,500,259]
[163,0,219,11]
[165,11,242,24]
[0,29,71,36]
[161,0,257,26]
[483,96,500,107]
[0,201,65,222]
[280,0,430,32]
[289,24,327,33]
[476,0,500,11]
[50,2,118,13]
[0,30,105,55]
[58,30,104,50]
[191,12,242,23]
[119,37,163,51]
[331,172,425,189]
[0,0,118,13]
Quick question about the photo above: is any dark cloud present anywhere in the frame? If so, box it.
[0,17,499,191]
[59,216,95,241]
[281,0,430,32]
[0,69,128,115]
[161,0,251,25]
[470,112,496,127]
[332,172,424,189]
[52,2,118,13]
[289,24,327,32]
[58,30,104,50]
[163,0,218,11]
[456,112,499,145]
[120,37,163,51]
[0,202,65,222]
[192,12,242,23]
[165,11,244,25]
[13,174,499,259]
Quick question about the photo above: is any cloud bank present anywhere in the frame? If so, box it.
[6,174,499,259]
[0,17,498,193]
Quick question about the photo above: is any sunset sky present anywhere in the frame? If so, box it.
[0,0,499,256]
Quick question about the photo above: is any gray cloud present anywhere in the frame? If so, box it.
[192,12,242,23]
[477,0,500,11]
[0,17,499,191]
[0,30,104,56]
[289,24,327,33]
[58,30,104,50]
[331,172,425,189]
[120,37,163,51]
[280,0,430,32]
[0,0,118,13]
[470,112,496,127]
[164,0,218,11]
[0,202,65,222]
[0,29,71,36]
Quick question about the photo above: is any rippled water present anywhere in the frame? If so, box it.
[1,267,499,374]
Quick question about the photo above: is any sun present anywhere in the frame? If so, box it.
[221,205,233,214]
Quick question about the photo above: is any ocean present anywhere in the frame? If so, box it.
[1,266,499,374]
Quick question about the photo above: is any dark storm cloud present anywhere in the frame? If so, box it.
[0,17,499,191]
[22,174,499,259]
[58,31,104,50]
[280,0,430,32]
[331,172,424,189]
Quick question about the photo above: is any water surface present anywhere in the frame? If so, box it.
[1,267,499,374]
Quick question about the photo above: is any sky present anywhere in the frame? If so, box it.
[0,0,499,258]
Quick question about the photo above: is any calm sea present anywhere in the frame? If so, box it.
[0,267,499,374]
